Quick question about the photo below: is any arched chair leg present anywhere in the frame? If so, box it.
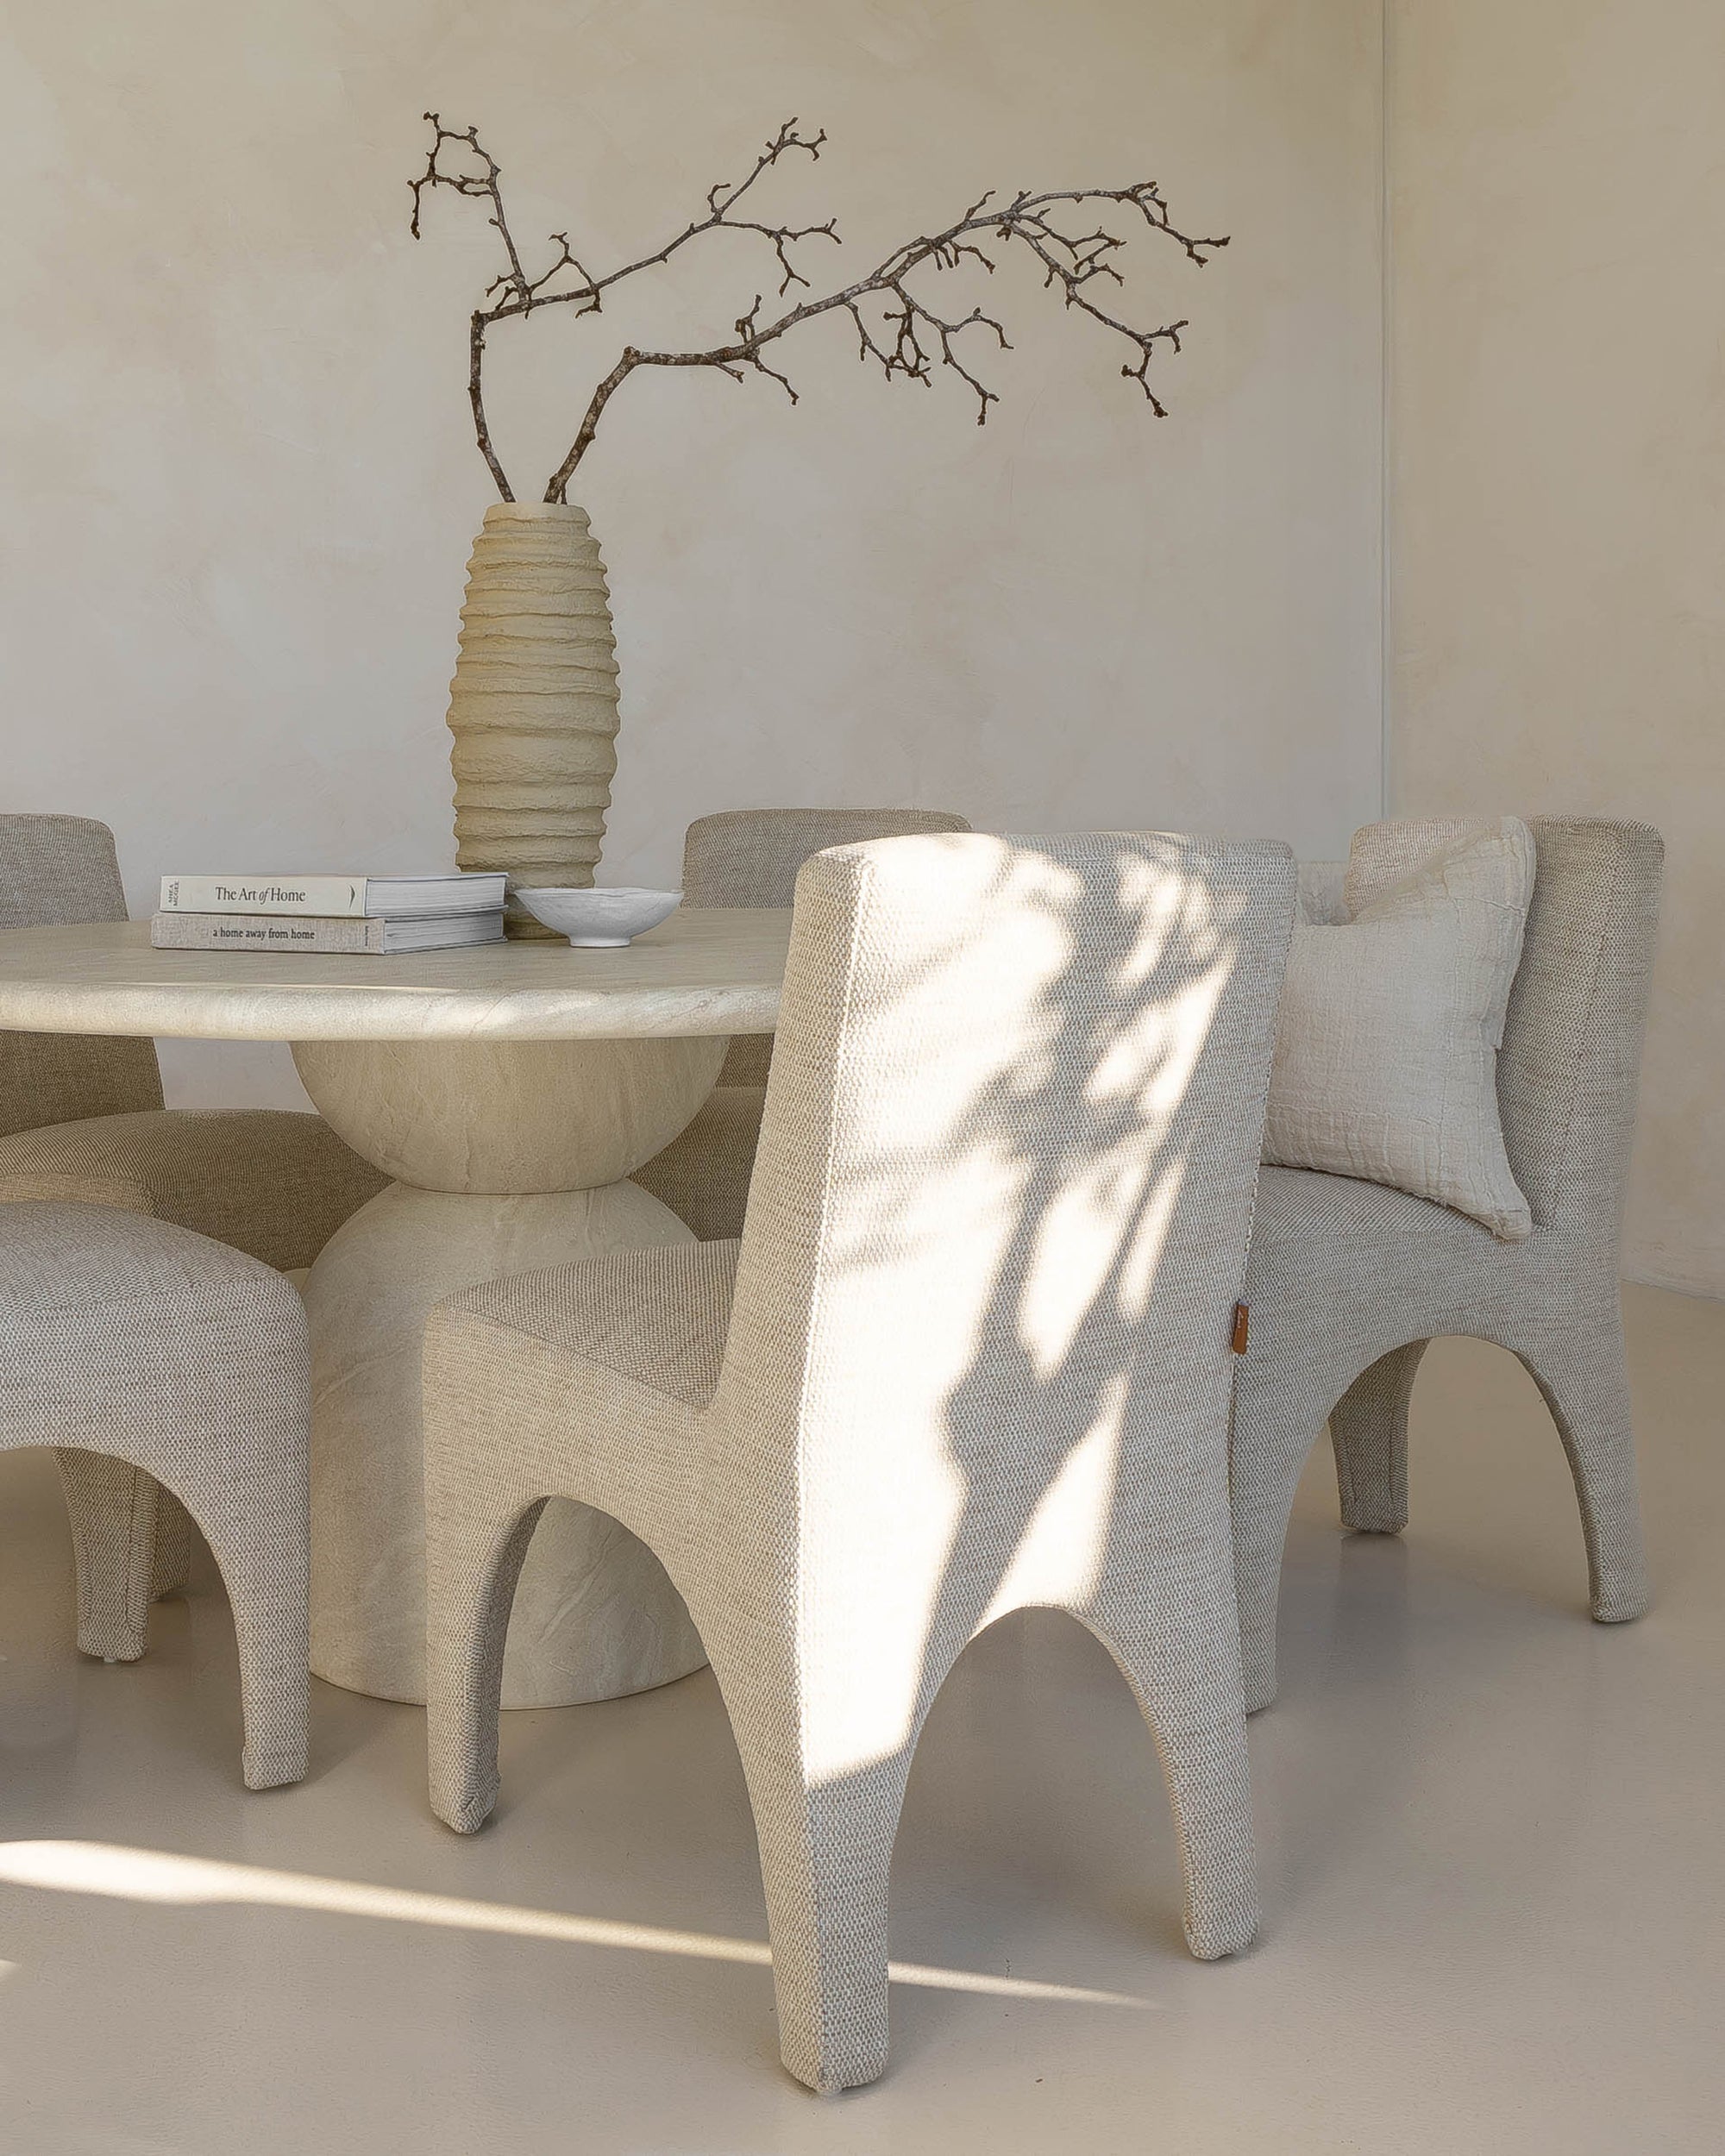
[1330,1340,1428,1536]
[56,1449,158,1662]
[184,1452,310,1791]
[1228,1401,1313,1715]
[1519,1316,1650,1624]
[54,1456,198,1660]
[1082,1588,1258,1961]
[718,1642,915,2096]
[426,1495,549,1834]
[150,1489,196,1600]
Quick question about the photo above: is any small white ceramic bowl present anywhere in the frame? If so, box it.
[514,886,682,947]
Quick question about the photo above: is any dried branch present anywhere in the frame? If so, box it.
[411,114,545,497]
[411,114,844,500]
[543,179,1226,499]
[408,116,1226,503]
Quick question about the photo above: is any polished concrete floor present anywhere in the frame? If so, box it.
[0,1282,1720,2153]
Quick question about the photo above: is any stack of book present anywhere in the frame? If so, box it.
[151,873,508,954]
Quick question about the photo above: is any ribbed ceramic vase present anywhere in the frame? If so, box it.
[446,500,621,939]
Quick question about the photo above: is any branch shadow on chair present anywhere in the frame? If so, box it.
[419,827,1295,2091]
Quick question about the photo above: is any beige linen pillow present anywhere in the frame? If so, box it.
[1264,818,1536,1239]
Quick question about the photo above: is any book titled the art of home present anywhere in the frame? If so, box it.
[158,872,505,918]
[152,870,509,954]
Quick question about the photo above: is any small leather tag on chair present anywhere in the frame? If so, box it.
[1232,1303,1250,1355]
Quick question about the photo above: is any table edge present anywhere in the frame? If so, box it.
[0,981,781,1043]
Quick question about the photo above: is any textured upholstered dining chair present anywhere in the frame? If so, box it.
[1,1203,310,1788]
[1232,817,1664,1714]
[0,813,386,1658]
[422,827,1295,2091]
[633,806,970,1239]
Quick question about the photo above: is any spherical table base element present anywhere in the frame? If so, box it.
[292,1035,727,1194]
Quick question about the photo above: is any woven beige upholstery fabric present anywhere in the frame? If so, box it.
[423,829,1295,2092]
[679,805,975,907]
[1266,818,1536,1239]
[635,809,971,1244]
[630,1081,762,1241]
[1233,818,1663,1714]
[0,1108,387,1272]
[1295,860,1349,925]
[0,814,164,1135]
[614,1085,767,1245]
[0,813,386,1649]
[0,1202,310,1787]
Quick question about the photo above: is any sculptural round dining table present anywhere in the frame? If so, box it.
[0,909,791,1708]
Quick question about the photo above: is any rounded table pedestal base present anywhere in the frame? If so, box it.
[303,1179,709,1708]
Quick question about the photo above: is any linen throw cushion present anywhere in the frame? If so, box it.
[1264,818,1536,1239]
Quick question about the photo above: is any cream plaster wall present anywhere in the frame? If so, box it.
[1388,0,1725,1293]
[0,1,1383,1111]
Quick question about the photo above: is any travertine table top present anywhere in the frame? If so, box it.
[0,911,792,1043]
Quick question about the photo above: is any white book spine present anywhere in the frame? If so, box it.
[151,912,384,954]
[159,875,368,917]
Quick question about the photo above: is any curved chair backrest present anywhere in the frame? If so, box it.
[720,829,1295,1659]
[681,807,973,910]
[681,807,972,1086]
[0,813,164,1139]
[1500,818,1663,1237]
[1295,860,1349,925]
[1344,816,1663,1238]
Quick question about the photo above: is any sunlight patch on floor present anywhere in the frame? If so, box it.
[0,1842,1154,2010]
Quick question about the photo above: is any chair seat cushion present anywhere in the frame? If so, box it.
[1245,1163,1521,1345]
[0,1200,288,1321]
[0,1109,388,1271]
[0,1204,304,1472]
[444,1239,742,1411]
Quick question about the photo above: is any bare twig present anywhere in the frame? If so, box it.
[466,312,511,499]
[411,114,532,296]
[408,116,1226,502]
[544,179,1226,498]
[411,114,844,499]
[412,113,549,497]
